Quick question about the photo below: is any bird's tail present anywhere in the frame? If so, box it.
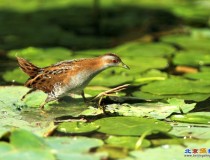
[17,57,40,78]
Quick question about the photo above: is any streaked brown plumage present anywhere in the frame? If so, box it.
[17,53,129,108]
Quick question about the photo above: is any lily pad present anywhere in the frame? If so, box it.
[162,34,210,51]
[45,137,106,160]
[57,122,100,134]
[105,136,151,149]
[3,68,28,84]
[105,99,195,119]
[169,122,210,139]
[170,112,210,124]
[141,78,210,95]
[133,69,167,85]
[128,139,210,160]
[114,42,175,57]
[0,130,55,160]
[45,137,104,153]
[4,47,73,84]
[0,86,86,135]
[173,50,210,66]
[0,130,106,160]
[8,47,73,67]
[133,91,210,102]
[184,72,210,81]
[94,117,171,136]
[89,69,132,87]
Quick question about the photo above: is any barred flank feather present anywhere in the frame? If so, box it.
[17,57,40,78]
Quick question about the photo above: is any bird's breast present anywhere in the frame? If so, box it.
[65,70,96,93]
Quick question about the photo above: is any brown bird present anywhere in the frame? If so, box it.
[17,53,129,109]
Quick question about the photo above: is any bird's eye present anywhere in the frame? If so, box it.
[112,59,118,63]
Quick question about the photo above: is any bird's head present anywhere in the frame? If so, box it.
[101,53,130,69]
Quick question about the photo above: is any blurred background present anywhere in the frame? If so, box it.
[0,0,210,86]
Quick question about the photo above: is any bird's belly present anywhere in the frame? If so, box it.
[65,72,92,94]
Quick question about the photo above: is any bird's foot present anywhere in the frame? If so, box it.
[92,84,130,107]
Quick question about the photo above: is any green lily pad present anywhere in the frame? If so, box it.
[8,47,72,67]
[105,99,195,119]
[169,122,210,139]
[89,69,132,87]
[184,72,210,81]
[128,139,210,160]
[94,117,171,136]
[0,130,55,160]
[0,86,86,135]
[133,91,210,102]
[170,112,210,124]
[10,130,50,150]
[45,137,106,160]
[45,137,104,153]
[57,122,100,134]
[141,78,210,95]
[162,34,210,51]
[114,42,175,57]
[133,69,167,85]
[173,50,210,66]
[105,136,151,149]
[4,47,73,84]
[0,130,106,160]
[3,68,28,84]
[123,57,168,74]
[75,49,112,57]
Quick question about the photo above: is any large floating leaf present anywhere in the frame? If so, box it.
[94,117,171,136]
[57,122,100,134]
[0,130,55,160]
[0,130,105,160]
[134,91,210,102]
[121,57,168,73]
[0,86,86,134]
[169,122,210,139]
[173,50,210,66]
[170,112,210,124]
[4,47,73,83]
[105,99,195,119]
[141,78,210,95]
[45,137,104,153]
[89,69,132,87]
[133,69,167,85]
[45,137,106,160]
[105,136,151,149]
[127,140,210,160]
[162,34,210,51]
[114,42,175,57]
[8,47,72,67]
[184,72,210,81]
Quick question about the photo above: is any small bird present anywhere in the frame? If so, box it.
[17,53,129,109]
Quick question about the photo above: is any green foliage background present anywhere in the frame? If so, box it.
[0,0,210,159]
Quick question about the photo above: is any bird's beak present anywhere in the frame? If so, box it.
[120,61,130,70]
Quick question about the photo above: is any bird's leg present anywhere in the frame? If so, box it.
[92,84,130,106]
[39,95,57,109]
[21,88,36,100]
[81,90,87,103]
